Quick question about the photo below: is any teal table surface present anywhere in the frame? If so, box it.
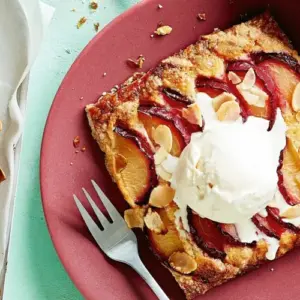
[3,1,139,299]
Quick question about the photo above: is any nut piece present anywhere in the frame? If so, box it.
[77,17,87,29]
[0,168,6,183]
[212,92,236,112]
[155,25,173,36]
[149,185,175,208]
[182,103,202,126]
[240,68,256,90]
[169,252,197,274]
[228,71,241,84]
[115,154,127,173]
[73,136,80,148]
[292,82,300,112]
[156,165,172,182]
[216,101,241,121]
[154,147,169,165]
[153,125,173,152]
[197,13,206,21]
[281,204,300,219]
[144,208,166,234]
[124,207,146,229]
[238,88,268,108]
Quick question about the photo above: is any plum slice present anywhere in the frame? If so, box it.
[114,127,157,204]
[227,61,275,125]
[267,206,300,233]
[139,106,202,145]
[147,206,184,260]
[252,213,286,239]
[138,110,185,157]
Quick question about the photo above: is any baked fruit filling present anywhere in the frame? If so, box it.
[86,12,300,300]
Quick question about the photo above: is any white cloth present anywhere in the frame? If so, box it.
[0,0,54,288]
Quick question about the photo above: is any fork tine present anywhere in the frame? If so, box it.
[82,188,110,228]
[73,195,104,249]
[91,180,124,222]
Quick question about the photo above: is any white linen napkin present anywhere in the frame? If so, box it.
[0,0,54,289]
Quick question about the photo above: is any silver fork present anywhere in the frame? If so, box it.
[73,180,169,300]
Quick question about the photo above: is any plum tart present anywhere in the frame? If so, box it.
[86,12,300,299]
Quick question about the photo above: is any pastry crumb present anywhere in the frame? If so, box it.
[270,268,275,272]
[73,136,80,148]
[0,168,6,183]
[155,25,172,36]
[157,4,163,9]
[71,8,76,12]
[81,146,86,152]
[103,72,107,77]
[80,96,84,100]
[70,162,73,166]
[90,1,98,10]
[197,13,206,21]
[150,34,154,38]
[127,55,145,69]
[94,22,100,32]
[77,17,87,29]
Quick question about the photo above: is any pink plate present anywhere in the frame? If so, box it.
[41,0,300,299]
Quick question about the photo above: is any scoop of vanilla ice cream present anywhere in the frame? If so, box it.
[172,109,286,225]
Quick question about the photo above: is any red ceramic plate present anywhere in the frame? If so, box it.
[41,0,300,299]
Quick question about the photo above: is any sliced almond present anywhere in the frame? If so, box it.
[153,125,173,153]
[280,204,300,219]
[212,92,236,111]
[292,82,300,112]
[228,71,241,84]
[156,165,172,182]
[216,100,240,122]
[182,103,202,126]
[169,252,197,274]
[144,208,166,234]
[124,207,146,229]
[155,25,173,36]
[237,85,268,108]
[149,185,175,208]
[154,147,169,165]
[240,68,256,90]
[0,168,6,183]
[161,154,178,174]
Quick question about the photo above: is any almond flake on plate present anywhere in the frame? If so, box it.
[155,25,172,36]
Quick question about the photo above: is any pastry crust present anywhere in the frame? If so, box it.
[86,12,300,299]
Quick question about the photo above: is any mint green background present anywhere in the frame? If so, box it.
[3,1,138,299]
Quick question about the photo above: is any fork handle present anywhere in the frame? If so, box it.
[128,256,169,300]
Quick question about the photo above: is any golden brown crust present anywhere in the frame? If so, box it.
[86,12,300,299]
